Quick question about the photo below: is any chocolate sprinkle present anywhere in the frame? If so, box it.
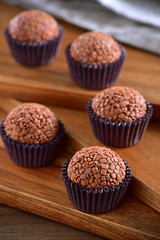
[4,103,59,144]
[8,10,59,42]
[70,32,121,66]
[67,146,126,189]
[92,86,147,123]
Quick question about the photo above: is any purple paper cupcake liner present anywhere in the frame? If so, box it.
[65,43,126,90]
[86,99,153,147]
[152,104,160,122]
[0,120,65,168]
[4,25,63,66]
[61,159,131,214]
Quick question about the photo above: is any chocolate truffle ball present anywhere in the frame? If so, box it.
[70,32,121,66]
[92,86,147,123]
[4,103,59,144]
[67,146,126,189]
[8,10,59,42]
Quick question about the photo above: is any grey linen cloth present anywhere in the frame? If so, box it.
[3,0,160,54]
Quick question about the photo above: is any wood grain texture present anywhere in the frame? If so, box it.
[0,98,159,214]
[0,204,106,240]
[0,148,160,240]
[54,108,160,213]
[0,2,160,239]
[0,1,160,111]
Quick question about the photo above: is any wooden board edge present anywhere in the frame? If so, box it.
[0,86,160,120]
[0,97,159,214]
[0,82,89,110]
[0,185,159,240]
[59,134,160,214]
[0,128,159,214]
[129,177,160,213]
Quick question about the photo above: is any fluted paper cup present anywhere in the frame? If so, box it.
[65,43,126,90]
[62,159,131,214]
[0,120,65,168]
[86,99,153,147]
[4,25,63,66]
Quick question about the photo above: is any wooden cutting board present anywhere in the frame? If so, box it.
[0,98,159,215]
[53,106,160,214]
[0,2,160,239]
[0,99,159,240]
[0,1,160,113]
[0,146,159,240]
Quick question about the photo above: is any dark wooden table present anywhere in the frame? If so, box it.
[0,204,106,240]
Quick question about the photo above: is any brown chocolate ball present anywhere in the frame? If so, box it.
[67,146,126,189]
[92,86,147,123]
[4,103,59,144]
[70,32,121,66]
[8,10,59,42]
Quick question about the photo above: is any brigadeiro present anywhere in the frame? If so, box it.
[62,146,131,213]
[4,10,63,66]
[0,103,65,167]
[65,32,126,89]
[86,86,153,147]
